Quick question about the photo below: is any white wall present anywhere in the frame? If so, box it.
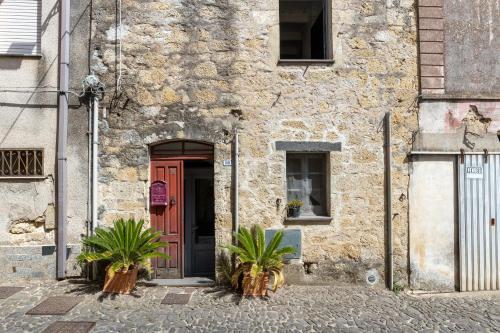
[409,155,456,290]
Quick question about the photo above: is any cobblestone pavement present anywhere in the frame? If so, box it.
[0,280,498,332]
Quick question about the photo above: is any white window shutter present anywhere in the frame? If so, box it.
[0,0,41,56]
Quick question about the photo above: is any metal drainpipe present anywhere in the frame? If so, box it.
[384,112,393,290]
[233,129,239,245]
[92,96,99,231]
[56,0,70,280]
[87,102,92,237]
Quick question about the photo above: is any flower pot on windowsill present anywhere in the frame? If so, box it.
[287,206,301,218]
[103,265,139,294]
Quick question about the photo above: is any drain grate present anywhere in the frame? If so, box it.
[27,296,82,315]
[0,287,24,299]
[41,321,95,333]
[161,293,192,305]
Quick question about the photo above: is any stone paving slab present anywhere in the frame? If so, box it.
[26,296,82,315]
[0,287,23,299]
[161,293,192,305]
[0,280,498,332]
[41,321,95,333]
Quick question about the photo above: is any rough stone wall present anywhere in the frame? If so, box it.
[92,0,418,286]
[0,0,91,279]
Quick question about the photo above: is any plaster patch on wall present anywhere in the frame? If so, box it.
[420,101,500,134]
[463,105,492,149]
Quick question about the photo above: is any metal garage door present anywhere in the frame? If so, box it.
[458,154,500,291]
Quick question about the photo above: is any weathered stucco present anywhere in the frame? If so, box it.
[0,0,91,279]
[410,0,500,291]
[444,0,500,96]
[91,0,418,286]
[409,155,456,290]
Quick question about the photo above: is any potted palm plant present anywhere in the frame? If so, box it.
[286,199,303,218]
[225,225,296,297]
[77,218,170,294]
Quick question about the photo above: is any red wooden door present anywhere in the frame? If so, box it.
[150,160,184,278]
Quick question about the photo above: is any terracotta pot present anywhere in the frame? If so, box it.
[242,271,269,297]
[103,265,138,294]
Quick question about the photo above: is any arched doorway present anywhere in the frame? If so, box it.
[150,140,215,279]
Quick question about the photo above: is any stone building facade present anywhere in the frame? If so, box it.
[1,0,498,291]
[90,0,418,286]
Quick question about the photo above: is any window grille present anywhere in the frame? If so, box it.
[0,149,43,177]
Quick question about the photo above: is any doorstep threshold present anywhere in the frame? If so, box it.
[150,277,215,287]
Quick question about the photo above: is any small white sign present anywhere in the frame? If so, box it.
[223,159,232,166]
[466,166,483,179]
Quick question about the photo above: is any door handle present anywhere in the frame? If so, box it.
[170,196,176,206]
[492,218,496,226]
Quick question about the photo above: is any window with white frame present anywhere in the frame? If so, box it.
[286,153,328,217]
[0,0,41,56]
[279,0,332,60]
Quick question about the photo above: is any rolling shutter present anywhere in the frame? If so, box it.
[0,0,41,56]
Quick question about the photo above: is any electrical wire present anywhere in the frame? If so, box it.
[0,75,106,98]
[0,89,87,97]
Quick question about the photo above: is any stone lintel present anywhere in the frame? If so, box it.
[275,141,341,152]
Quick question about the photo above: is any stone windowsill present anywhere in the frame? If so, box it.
[285,216,332,224]
[278,59,335,66]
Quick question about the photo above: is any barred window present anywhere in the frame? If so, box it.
[0,149,43,177]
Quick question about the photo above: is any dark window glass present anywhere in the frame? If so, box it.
[286,153,328,216]
[280,0,329,60]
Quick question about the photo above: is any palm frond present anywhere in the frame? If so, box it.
[224,225,297,293]
[78,218,170,274]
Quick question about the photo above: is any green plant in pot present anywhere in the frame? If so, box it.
[225,225,296,297]
[286,199,303,218]
[77,218,170,294]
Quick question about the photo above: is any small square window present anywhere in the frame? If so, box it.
[279,0,332,60]
[286,153,328,217]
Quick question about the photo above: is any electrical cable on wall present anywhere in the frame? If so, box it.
[0,76,107,97]
[117,0,123,92]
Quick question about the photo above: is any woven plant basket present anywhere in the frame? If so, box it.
[103,265,139,294]
[242,271,269,297]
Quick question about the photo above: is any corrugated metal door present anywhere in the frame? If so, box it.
[459,154,500,291]
[0,0,41,56]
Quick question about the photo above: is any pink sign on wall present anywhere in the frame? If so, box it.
[150,181,168,207]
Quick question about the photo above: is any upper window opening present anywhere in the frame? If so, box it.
[0,0,41,56]
[279,0,331,60]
